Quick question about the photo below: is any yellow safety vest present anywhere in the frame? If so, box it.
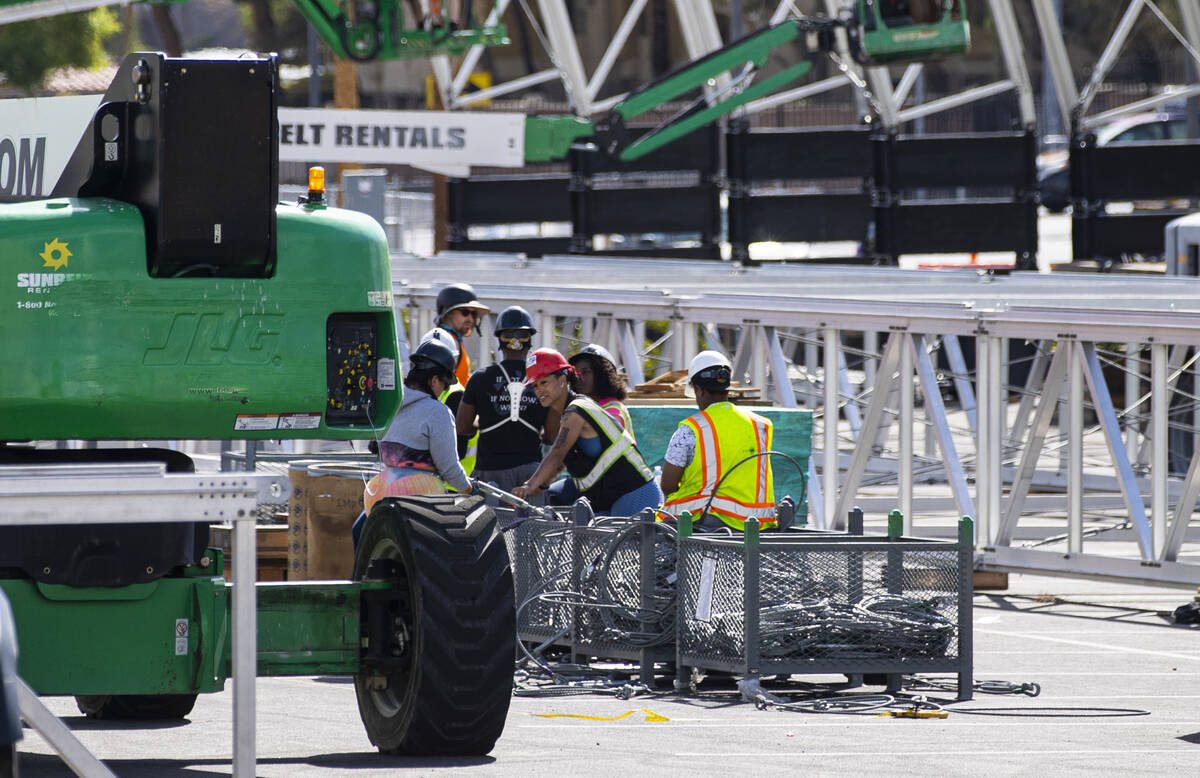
[439,382,477,475]
[663,402,776,530]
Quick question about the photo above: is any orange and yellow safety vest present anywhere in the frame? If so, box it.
[663,401,776,530]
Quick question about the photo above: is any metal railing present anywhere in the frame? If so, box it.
[390,252,1200,588]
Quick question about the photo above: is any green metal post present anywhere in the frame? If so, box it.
[887,509,904,540]
[957,516,975,700]
[958,515,975,548]
[743,518,760,677]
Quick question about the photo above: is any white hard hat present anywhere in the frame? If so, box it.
[688,350,732,390]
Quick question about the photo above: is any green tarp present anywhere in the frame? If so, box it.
[627,404,812,515]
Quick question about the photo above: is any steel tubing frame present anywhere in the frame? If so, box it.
[394,253,1200,587]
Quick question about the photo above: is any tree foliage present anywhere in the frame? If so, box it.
[0,9,120,92]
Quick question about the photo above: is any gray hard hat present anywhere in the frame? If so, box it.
[436,283,490,318]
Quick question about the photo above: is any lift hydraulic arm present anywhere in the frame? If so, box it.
[523,3,969,164]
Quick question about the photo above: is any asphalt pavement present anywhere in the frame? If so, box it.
[15,570,1200,777]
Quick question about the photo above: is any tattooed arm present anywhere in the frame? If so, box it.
[512,407,581,500]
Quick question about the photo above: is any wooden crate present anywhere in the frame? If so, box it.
[209,524,290,581]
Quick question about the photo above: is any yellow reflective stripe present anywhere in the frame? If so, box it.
[571,397,652,491]
[753,416,769,503]
[693,414,720,488]
[461,431,478,476]
[437,383,465,404]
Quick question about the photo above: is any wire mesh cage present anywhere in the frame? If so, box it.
[503,513,575,646]
[501,511,678,664]
[571,518,677,662]
[677,522,973,693]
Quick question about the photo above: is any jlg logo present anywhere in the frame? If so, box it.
[144,313,284,366]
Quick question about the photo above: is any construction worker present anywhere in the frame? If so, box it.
[456,306,549,495]
[660,350,777,530]
[433,282,490,387]
[420,328,476,473]
[512,348,662,516]
[355,337,472,545]
[568,343,634,440]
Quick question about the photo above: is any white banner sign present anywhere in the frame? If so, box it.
[0,94,101,198]
[0,99,524,198]
[277,107,525,170]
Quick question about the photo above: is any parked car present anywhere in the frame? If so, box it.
[1038,112,1192,213]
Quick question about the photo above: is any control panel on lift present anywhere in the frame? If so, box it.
[327,314,383,425]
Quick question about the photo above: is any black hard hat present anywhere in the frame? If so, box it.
[410,337,457,376]
[495,305,537,334]
[568,343,617,369]
[436,283,490,318]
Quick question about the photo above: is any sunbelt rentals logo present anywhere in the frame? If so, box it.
[17,237,88,302]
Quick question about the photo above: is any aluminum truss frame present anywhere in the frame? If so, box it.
[0,465,289,778]
[395,252,1200,587]
[1031,0,1200,130]
[431,0,725,112]
[428,0,1038,132]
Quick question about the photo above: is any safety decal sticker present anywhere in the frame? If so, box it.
[279,413,322,430]
[175,619,189,656]
[377,358,396,390]
[367,290,392,308]
[234,414,279,431]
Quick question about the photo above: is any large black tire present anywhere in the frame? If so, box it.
[0,742,15,778]
[353,495,514,756]
[74,693,197,720]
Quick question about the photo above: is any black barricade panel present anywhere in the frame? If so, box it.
[1072,212,1185,260]
[1086,143,1200,200]
[889,133,1032,190]
[889,201,1037,254]
[448,175,570,224]
[448,237,573,255]
[740,193,872,244]
[733,127,874,181]
[584,187,717,234]
[600,246,722,259]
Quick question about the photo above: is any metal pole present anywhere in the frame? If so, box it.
[536,0,594,115]
[586,0,650,102]
[987,0,1038,128]
[232,512,257,777]
[1039,0,1065,139]
[987,335,1003,542]
[1126,343,1141,463]
[1078,0,1147,117]
[1030,0,1080,129]
[805,331,819,408]
[1152,342,1168,559]
[976,334,992,545]
[823,327,840,529]
[900,333,913,534]
[1068,341,1084,554]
